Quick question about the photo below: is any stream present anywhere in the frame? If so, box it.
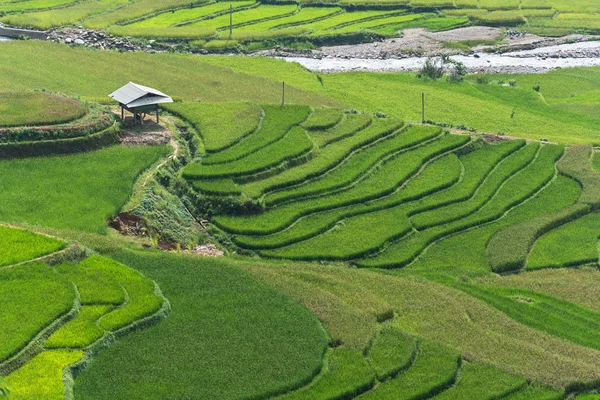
[282,40,600,74]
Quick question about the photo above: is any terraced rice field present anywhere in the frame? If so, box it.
[5,0,600,50]
[176,104,600,278]
[0,227,168,398]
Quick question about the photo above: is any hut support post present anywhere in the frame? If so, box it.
[156,105,159,123]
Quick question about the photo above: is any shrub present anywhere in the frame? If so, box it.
[418,57,445,80]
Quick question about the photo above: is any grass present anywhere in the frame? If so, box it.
[246,261,600,388]
[163,102,262,153]
[188,4,298,31]
[83,0,212,29]
[124,1,255,28]
[77,255,163,332]
[359,339,460,399]
[321,72,600,145]
[235,154,461,250]
[237,114,373,198]
[0,0,129,29]
[446,279,600,353]
[0,226,65,267]
[358,143,562,268]
[4,350,83,400]
[0,145,168,233]
[303,107,344,131]
[264,121,417,206]
[198,105,311,165]
[183,126,313,179]
[411,142,538,230]
[527,212,600,269]
[367,326,416,380]
[215,131,466,235]
[0,263,74,363]
[73,250,329,400]
[0,92,85,128]
[433,362,527,400]
[406,174,580,277]
[277,349,376,399]
[0,41,337,107]
[45,305,113,349]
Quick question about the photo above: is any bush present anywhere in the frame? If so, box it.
[418,56,445,80]
[476,76,489,84]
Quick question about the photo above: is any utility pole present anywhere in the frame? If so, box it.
[282,81,285,105]
[421,92,425,124]
[229,3,233,37]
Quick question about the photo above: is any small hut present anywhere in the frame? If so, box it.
[109,82,173,125]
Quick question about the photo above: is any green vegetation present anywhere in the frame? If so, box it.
[0,92,85,127]
[45,305,113,349]
[0,226,64,267]
[5,350,83,399]
[163,102,262,153]
[360,339,460,399]
[433,362,527,399]
[277,349,376,399]
[302,107,344,131]
[73,251,329,400]
[0,145,167,233]
[367,326,416,380]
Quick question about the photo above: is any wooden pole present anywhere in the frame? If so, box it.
[121,106,124,121]
[156,105,159,123]
[421,92,425,124]
[229,3,233,37]
[282,81,285,106]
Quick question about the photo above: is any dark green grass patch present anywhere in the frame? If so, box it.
[162,102,262,153]
[303,107,344,131]
[359,339,460,399]
[184,126,313,180]
[433,362,527,400]
[200,105,310,165]
[0,145,168,234]
[0,92,85,128]
[277,349,376,400]
[527,212,600,270]
[73,250,329,400]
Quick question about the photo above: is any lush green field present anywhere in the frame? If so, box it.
[0,234,168,399]
[0,92,85,127]
[4,28,600,400]
[0,145,168,233]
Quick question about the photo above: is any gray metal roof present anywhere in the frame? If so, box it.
[109,82,173,108]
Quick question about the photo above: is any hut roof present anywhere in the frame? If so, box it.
[109,82,173,108]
